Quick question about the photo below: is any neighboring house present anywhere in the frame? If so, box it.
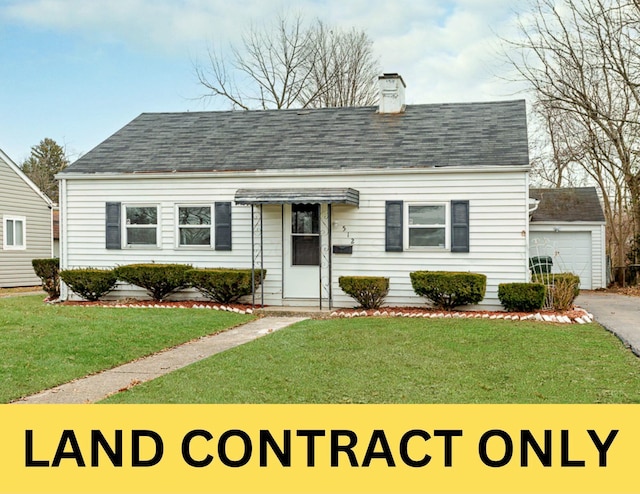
[58,74,532,308]
[529,187,606,290]
[0,147,53,287]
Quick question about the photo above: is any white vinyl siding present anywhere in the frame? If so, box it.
[61,168,529,307]
[0,154,52,287]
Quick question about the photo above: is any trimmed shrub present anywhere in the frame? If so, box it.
[32,258,60,299]
[188,268,267,303]
[338,276,389,309]
[497,283,546,312]
[114,263,192,301]
[410,271,486,310]
[59,268,118,301]
[532,272,580,310]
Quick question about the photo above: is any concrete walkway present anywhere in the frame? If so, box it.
[576,292,640,357]
[13,316,307,404]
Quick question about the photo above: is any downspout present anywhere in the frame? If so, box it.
[251,204,255,308]
[59,178,68,300]
[319,203,323,311]
[328,204,333,310]
[260,204,264,307]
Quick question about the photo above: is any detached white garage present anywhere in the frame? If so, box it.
[529,187,606,290]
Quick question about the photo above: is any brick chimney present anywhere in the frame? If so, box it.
[378,73,406,114]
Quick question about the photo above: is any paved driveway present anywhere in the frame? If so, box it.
[576,292,640,357]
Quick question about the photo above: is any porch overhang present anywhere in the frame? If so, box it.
[234,187,359,207]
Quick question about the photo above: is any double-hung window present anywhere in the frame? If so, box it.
[177,206,212,247]
[407,204,447,249]
[3,216,26,250]
[124,205,158,247]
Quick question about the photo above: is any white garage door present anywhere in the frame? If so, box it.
[529,231,592,289]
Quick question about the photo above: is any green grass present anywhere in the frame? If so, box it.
[104,317,640,404]
[0,295,252,402]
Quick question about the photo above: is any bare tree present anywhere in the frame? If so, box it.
[506,0,640,271]
[301,21,379,108]
[195,14,379,110]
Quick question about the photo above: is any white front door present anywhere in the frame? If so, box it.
[283,204,320,299]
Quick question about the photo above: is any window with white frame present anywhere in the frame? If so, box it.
[3,216,26,250]
[407,204,447,248]
[124,205,158,247]
[177,205,212,247]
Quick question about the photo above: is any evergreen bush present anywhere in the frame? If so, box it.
[114,264,192,301]
[31,258,60,299]
[188,268,266,303]
[410,271,486,310]
[59,268,118,301]
[338,276,389,309]
[497,283,546,312]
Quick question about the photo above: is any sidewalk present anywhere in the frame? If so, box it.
[13,316,307,404]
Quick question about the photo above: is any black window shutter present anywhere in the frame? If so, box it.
[215,202,232,251]
[451,200,470,253]
[385,201,403,252]
[105,202,121,250]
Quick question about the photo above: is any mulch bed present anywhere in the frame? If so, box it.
[56,298,593,324]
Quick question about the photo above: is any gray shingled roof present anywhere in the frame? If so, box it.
[530,187,605,223]
[61,100,529,175]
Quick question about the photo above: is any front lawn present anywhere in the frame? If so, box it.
[104,317,640,404]
[0,295,252,402]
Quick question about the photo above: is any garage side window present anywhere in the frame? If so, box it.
[3,216,26,250]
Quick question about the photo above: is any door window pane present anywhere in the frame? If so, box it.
[291,204,320,266]
[292,236,320,265]
[292,204,319,234]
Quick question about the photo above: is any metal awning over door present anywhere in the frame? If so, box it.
[234,188,359,206]
[235,188,359,310]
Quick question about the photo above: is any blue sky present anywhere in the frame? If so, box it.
[0,0,527,163]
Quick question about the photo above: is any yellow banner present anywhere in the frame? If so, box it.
[1,405,636,493]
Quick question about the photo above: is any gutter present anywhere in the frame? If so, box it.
[56,165,531,181]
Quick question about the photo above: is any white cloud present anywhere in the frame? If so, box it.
[1,0,529,103]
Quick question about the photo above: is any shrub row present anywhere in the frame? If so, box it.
[35,258,579,312]
[340,271,580,312]
[40,263,266,303]
[339,271,488,310]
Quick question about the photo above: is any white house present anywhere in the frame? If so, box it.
[0,147,54,287]
[529,187,606,290]
[58,74,533,308]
